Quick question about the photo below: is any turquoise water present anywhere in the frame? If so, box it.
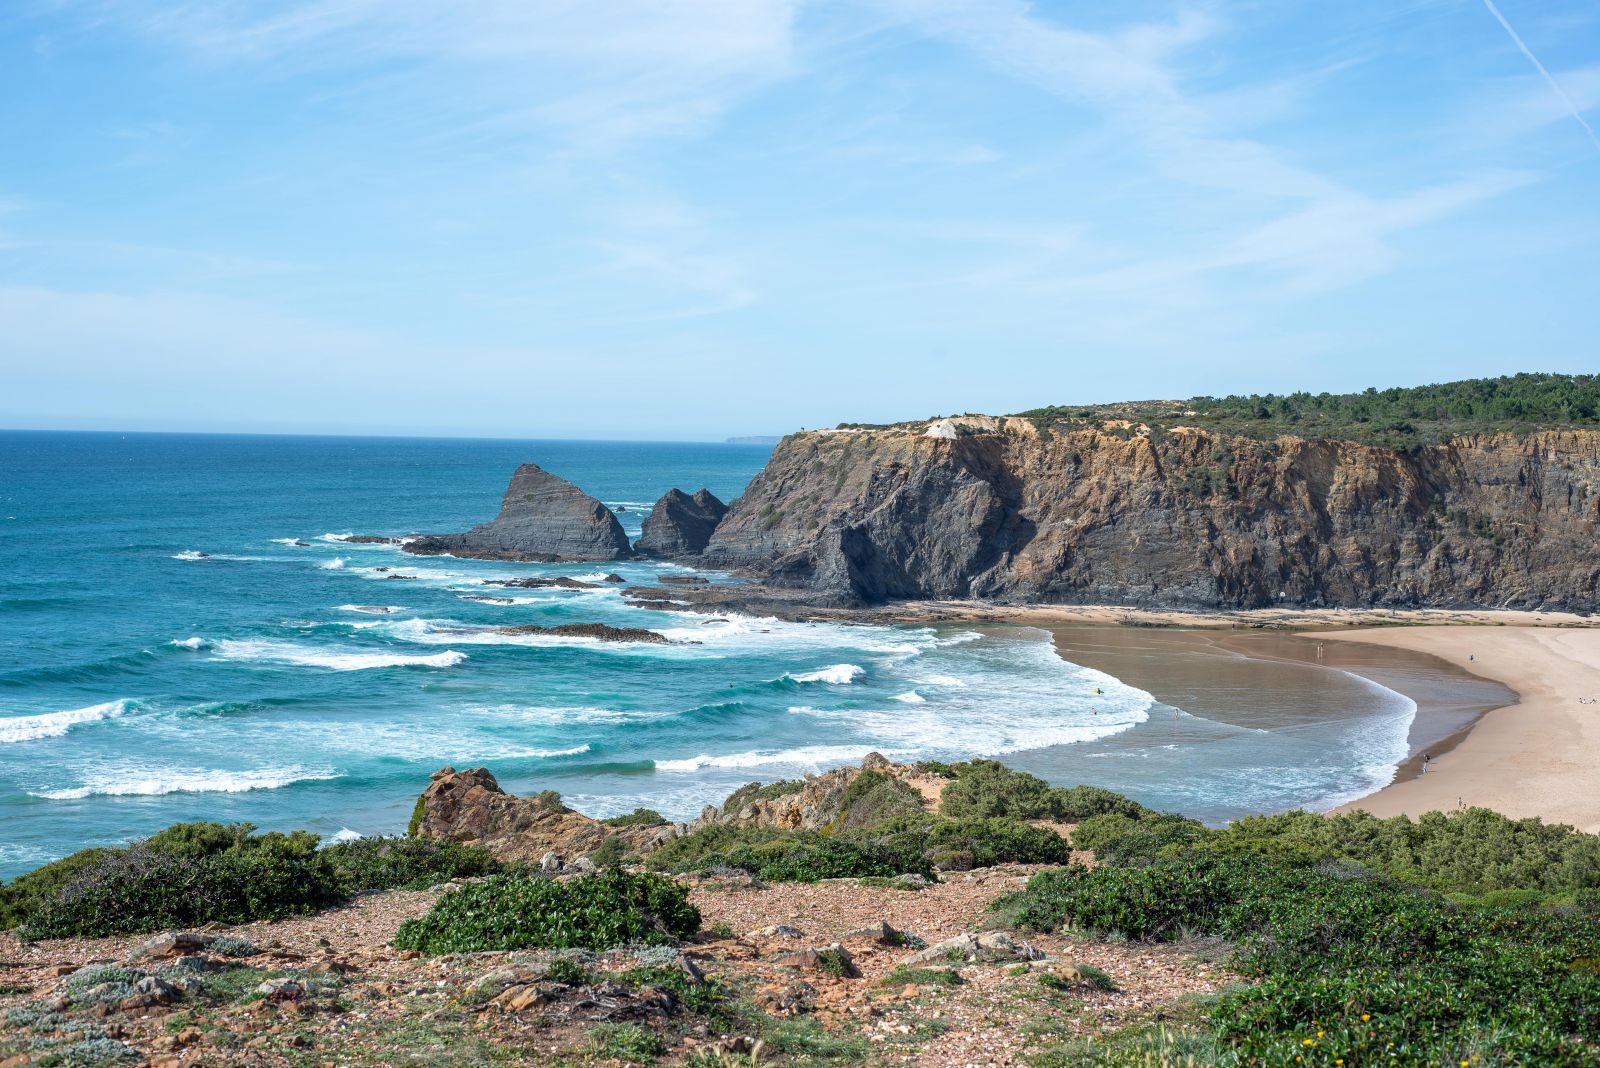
[0,431,1414,880]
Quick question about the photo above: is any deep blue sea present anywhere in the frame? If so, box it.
[0,431,1415,880]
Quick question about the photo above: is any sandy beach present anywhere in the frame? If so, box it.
[1324,626,1600,833]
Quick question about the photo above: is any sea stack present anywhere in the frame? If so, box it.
[636,488,728,558]
[406,464,632,562]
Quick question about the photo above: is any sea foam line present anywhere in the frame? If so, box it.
[210,639,466,671]
[35,765,341,800]
[786,664,864,685]
[0,699,139,745]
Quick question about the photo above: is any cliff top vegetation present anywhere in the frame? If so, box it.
[1016,372,1600,448]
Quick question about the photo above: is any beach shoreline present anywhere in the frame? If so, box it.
[924,603,1600,832]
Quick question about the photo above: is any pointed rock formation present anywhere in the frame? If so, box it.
[636,488,728,558]
[406,464,632,562]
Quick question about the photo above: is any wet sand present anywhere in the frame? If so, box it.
[1321,627,1600,832]
[1043,626,1515,818]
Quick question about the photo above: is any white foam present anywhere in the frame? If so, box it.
[318,533,355,542]
[169,636,209,650]
[0,700,138,745]
[36,765,340,800]
[892,690,926,703]
[329,827,364,843]
[320,557,346,570]
[787,664,864,685]
[172,550,207,561]
[270,538,307,546]
[337,605,404,614]
[211,639,466,671]
[919,675,966,687]
[656,744,887,772]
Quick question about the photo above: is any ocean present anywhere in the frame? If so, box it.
[0,431,1419,880]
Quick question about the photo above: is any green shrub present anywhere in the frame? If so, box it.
[882,966,964,988]
[878,816,1072,870]
[20,831,345,939]
[1069,813,1209,866]
[831,770,926,830]
[585,1022,666,1063]
[392,868,699,954]
[406,796,427,838]
[590,835,634,869]
[646,824,790,872]
[602,808,670,828]
[321,836,499,892]
[937,761,1150,822]
[698,831,935,882]
[720,780,805,811]
[0,847,115,931]
[1002,855,1600,1066]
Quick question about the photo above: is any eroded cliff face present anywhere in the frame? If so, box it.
[701,420,1600,610]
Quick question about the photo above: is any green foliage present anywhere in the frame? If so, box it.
[590,835,634,869]
[1028,1021,1217,1068]
[1069,813,1210,866]
[880,816,1073,870]
[391,868,699,955]
[937,760,1150,822]
[584,1022,666,1063]
[684,829,936,882]
[1017,373,1600,449]
[601,807,670,828]
[646,823,789,873]
[1003,855,1600,1066]
[831,769,926,830]
[406,796,428,838]
[321,836,499,892]
[0,846,114,931]
[720,779,805,811]
[19,827,345,939]
[1040,963,1116,993]
[882,966,964,988]
[6,822,507,938]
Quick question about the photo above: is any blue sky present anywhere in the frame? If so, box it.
[1,1,1596,440]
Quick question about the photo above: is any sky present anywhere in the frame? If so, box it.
[0,1,1596,440]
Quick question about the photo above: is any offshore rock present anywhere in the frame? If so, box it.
[406,464,632,562]
[636,488,729,558]
[701,421,1600,610]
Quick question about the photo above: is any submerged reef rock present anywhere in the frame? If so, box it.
[636,488,729,558]
[406,464,632,562]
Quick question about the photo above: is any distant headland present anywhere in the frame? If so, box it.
[402,374,1600,614]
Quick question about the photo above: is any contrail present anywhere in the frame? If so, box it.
[1479,0,1600,150]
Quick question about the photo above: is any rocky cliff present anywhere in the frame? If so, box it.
[700,418,1600,611]
[637,488,728,557]
[407,463,632,562]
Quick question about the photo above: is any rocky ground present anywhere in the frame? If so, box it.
[0,867,1233,1068]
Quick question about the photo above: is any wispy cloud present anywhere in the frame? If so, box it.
[1477,0,1600,149]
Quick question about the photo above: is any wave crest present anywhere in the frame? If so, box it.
[0,699,139,745]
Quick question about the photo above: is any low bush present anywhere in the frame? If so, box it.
[1002,855,1600,1066]
[1068,813,1210,866]
[882,966,964,988]
[720,780,805,811]
[321,836,499,892]
[693,830,935,882]
[601,807,670,828]
[937,761,1150,822]
[831,770,926,830]
[19,830,345,939]
[879,816,1073,870]
[392,868,700,954]
[6,822,500,938]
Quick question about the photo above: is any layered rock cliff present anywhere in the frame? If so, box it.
[700,418,1600,611]
[407,463,632,562]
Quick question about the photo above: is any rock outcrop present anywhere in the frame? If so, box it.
[636,488,729,558]
[406,464,632,562]
[413,755,943,864]
[412,767,675,865]
[700,422,1600,610]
